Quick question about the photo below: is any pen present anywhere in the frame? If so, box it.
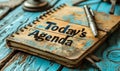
[83,5,98,37]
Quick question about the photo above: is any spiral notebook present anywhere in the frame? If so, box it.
[6,4,120,68]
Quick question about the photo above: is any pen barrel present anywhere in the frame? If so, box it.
[88,15,98,37]
[89,21,98,37]
[84,5,98,37]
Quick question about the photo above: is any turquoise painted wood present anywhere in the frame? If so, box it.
[2,52,60,71]
[0,0,62,68]
[97,2,112,14]
[94,29,120,71]
[0,5,25,68]
[114,5,120,15]
[0,0,120,71]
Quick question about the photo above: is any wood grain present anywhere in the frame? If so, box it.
[0,0,63,69]
[0,0,120,71]
[0,5,41,69]
[1,52,60,71]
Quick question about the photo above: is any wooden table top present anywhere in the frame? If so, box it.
[0,0,120,71]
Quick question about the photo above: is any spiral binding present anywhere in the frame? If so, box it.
[11,4,67,37]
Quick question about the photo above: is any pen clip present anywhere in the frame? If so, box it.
[87,6,94,17]
[90,9,94,17]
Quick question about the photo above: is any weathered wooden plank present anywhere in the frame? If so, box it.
[0,5,45,68]
[0,0,120,71]
[0,0,62,69]
[88,3,101,10]
[94,29,120,71]
[97,2,111,14]
[1,52,60,71]
[0,6,25,68]
[114,5,120,15]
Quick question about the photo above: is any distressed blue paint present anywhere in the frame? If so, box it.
[62,14,88,26]
[0,40,11,60]
[88,3,101,11]
[0,6,27,63]
[114,5,120,16]
[0,13,33,41]
[1,0,120,71]
[0,0,63,69]
[0,0,9,2]
[63,15,75,23]
[94,29,120,71]
[107,50,120,62]
[17,13,41,30]
[0,0,57,68]
[97,2,111,14]
[83,39,94,50]
[0,6,24,30]
[96,60,119,71]
[3,53,60,71]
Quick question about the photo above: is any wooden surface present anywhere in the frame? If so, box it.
[0,0,120,71]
